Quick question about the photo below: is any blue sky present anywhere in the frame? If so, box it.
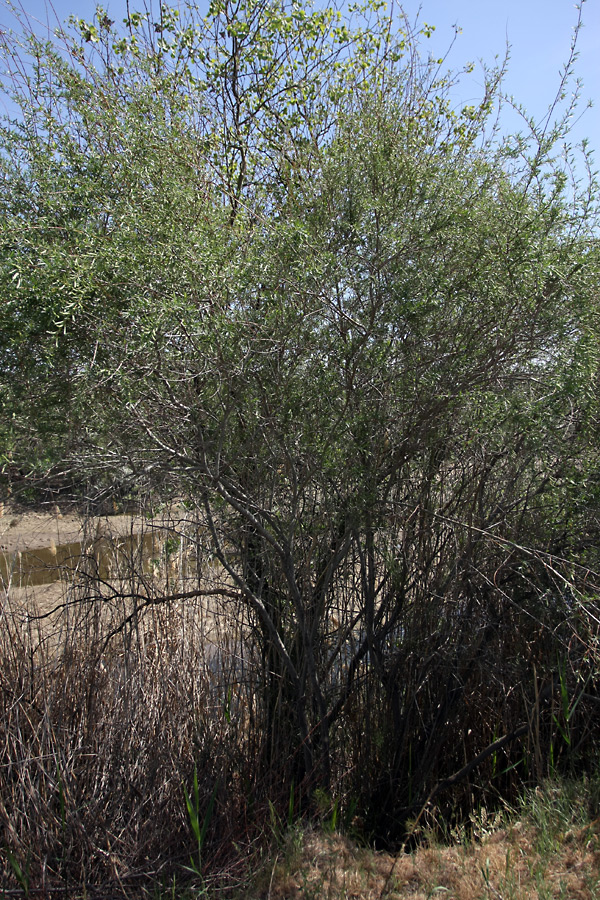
[2,0,598,166]
[410,0,599,165]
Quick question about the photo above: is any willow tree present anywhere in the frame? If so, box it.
[1,0,599,833]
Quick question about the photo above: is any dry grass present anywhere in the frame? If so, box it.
[0,512,263,895]
[258,805,600,900]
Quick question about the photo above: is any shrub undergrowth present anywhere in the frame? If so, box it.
[2,509,600,896]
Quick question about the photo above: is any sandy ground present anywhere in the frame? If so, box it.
[0,504,150,554]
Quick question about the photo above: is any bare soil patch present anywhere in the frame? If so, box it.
[0,503,149,554]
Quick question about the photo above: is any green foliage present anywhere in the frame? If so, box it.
[4,848,30,896]
[183,769,217,881]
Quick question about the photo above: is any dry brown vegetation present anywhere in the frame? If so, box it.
[0,507,257,893]
[260,794,600,900]
[1,506,600,898]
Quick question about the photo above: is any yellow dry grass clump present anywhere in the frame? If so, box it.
[262,812,600,900]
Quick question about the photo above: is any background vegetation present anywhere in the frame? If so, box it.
[1,0,599,893]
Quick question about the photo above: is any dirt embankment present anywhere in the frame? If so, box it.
[0,504,148,555]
